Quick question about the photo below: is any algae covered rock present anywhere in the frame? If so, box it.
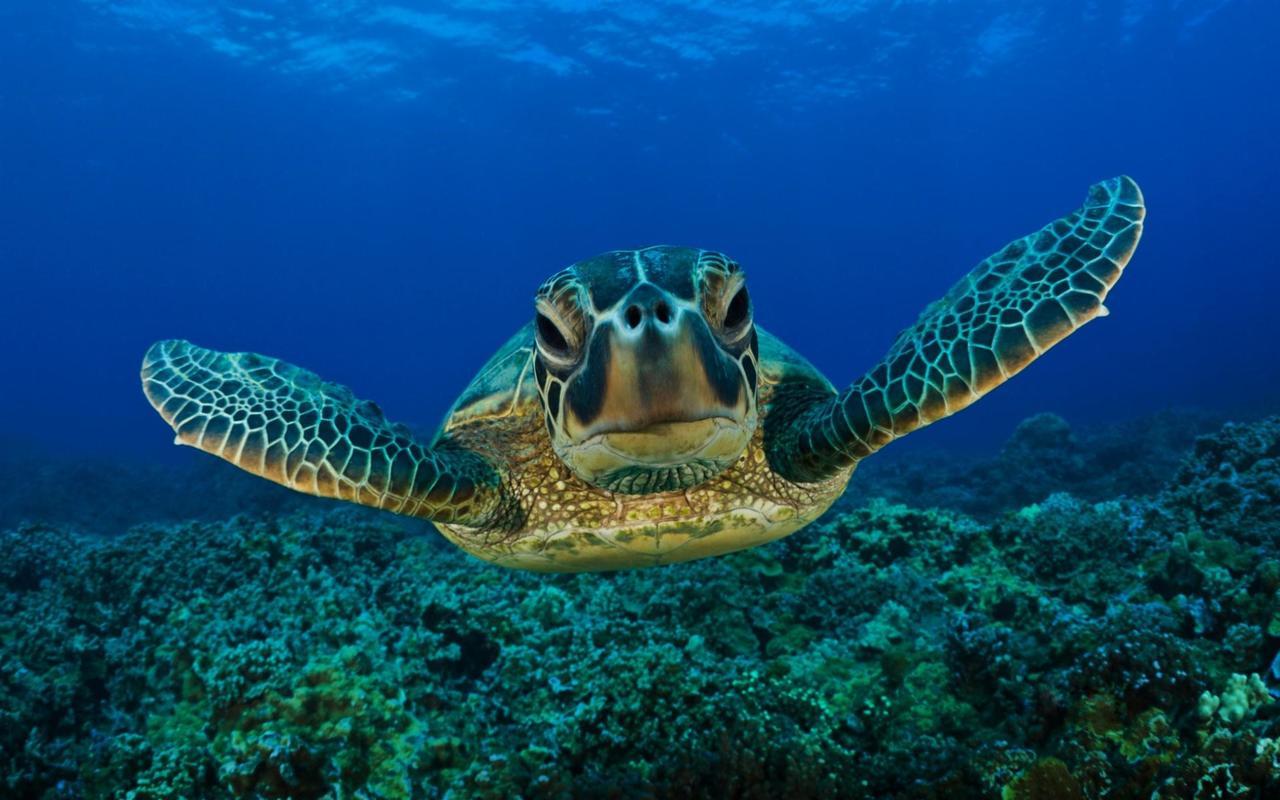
[845,410,1217,518]
[0,414,1278,798]
[1164,416,1280,544]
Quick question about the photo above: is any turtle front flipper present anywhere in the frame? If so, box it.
[767,176,1145,483]
[141,340,517,529]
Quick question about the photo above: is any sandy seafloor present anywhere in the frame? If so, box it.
[1,409,1277,798]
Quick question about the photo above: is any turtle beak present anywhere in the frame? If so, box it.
[562,284,748,451]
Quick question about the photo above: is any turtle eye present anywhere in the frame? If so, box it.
[722,286,751,330]
[536,312,574,358]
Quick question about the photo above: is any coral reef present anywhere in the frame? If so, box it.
[0,438,319,536]
[846,409,1223,517]
[1,413,1277,798]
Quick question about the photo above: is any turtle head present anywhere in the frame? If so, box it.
[531,246,759,494]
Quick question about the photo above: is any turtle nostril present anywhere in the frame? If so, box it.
[654,301,672,324]
[625,305,642,329]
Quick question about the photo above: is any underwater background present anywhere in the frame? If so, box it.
[2,1,1279,797]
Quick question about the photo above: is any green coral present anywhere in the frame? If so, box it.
[1,415,1278,798]
[1198,673,1272,727]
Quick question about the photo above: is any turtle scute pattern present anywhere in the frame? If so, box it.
[773,175,1145,482]
[141,340,512,527]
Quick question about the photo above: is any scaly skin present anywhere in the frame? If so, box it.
[141,177,1145,572]
[437,365,852,571]
[769,176,1145,482]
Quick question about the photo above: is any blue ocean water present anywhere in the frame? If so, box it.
[3,1,1277,464]
[6,5,1280,797]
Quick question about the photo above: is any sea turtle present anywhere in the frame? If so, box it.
[142,176,1144,572]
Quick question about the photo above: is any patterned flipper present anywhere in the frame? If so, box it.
[141,340,512,528]
[768,176,1145,482]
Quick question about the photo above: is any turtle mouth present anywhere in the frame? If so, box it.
[586,417,741,463]
[595,461,724,494]
[560,415,754,494]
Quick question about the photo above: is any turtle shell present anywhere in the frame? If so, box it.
[434,323,539,443]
